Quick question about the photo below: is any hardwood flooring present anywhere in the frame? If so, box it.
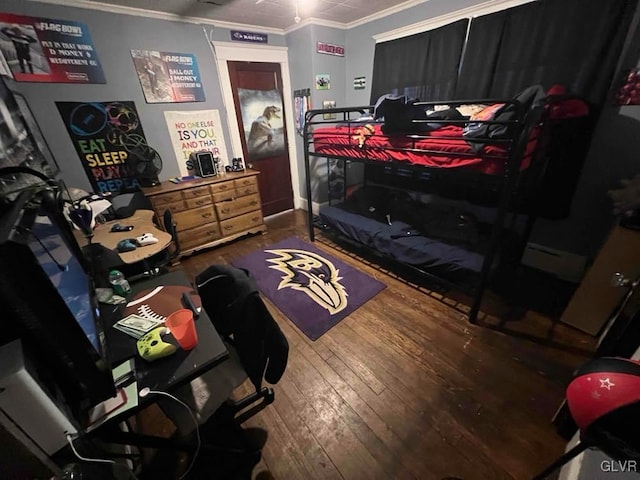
[167,210,595,479]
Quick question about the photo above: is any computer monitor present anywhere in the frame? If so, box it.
[0,189,115,421]
[0,76,58,202]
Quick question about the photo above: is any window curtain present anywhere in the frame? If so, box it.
[370,19,468,104]
[456,0,634,104]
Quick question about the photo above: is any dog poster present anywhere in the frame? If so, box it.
[237,88,285,160]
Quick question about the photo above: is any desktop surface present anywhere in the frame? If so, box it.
[101,270,228,393]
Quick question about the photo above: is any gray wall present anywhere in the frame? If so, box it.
[3,0,284,192]
[286,23,346,205]
[286,25,314,201]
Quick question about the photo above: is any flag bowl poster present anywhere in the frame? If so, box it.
[131,50,204,104]
[57,101,151,193]
[0,12,104,83]
[164,110,229,176]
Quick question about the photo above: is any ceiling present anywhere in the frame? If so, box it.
[82,0,424,30]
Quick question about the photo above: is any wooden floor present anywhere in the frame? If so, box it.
[171,210,595,480]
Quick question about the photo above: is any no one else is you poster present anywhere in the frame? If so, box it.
[0,12,105,83]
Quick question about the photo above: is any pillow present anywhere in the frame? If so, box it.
[456,104,489,118]
[469,103,506,121]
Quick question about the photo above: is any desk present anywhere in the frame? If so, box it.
[78,210,172,265]
[92,270,230,440]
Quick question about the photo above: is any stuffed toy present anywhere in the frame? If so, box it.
[353,124,375,148]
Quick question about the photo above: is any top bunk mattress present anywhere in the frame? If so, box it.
[312,124,538,175]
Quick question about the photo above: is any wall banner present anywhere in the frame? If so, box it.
[131,50,205,104]
[57,101,150,194]
[317,42,345,57]
[164,110,229,177]
[231,30,268,44]
[0,12,105,83]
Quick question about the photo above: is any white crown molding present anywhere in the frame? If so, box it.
[347,0,432,29]
[373,0,536,42]
[29,0,285,34]
[284,17,346,34]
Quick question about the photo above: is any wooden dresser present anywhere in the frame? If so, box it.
[141,170,266,258]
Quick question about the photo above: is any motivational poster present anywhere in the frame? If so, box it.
[0,12,105,83]
[57,101,151,193]
[131,50,204,103]
[164,110,229,176]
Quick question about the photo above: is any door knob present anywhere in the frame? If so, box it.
[611,272,631,288]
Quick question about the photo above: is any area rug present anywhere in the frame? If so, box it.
[232,237,385,340]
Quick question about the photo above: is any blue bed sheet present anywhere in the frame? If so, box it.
[319,205,485,277]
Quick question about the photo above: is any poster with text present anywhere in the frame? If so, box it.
[0,12,104,83]
[131,50,204,103]
[238,88,285,160]
[57,101,152,194]
[164,110,229,176]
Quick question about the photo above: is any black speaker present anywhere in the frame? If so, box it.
[193,151,217,177]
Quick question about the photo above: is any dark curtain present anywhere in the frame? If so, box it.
[456,0,634,104]
[370,19,468,103]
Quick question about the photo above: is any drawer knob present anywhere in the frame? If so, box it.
[220,185,228,190]
[224,225,233,231]
[250,201,258,206]
[221,208,230,214]
[196,200,206,205]
[252,216,260,222]
[202,212,212,218]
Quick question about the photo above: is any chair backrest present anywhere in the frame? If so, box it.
[196,265,289,390]
[163,209,180,257]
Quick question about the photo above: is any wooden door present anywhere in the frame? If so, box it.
[227,61,294,217]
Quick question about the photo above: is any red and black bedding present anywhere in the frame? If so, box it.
[311,88,588,176]
[312,122,539,175]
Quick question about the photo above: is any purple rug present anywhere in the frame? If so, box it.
[232,237,385,340]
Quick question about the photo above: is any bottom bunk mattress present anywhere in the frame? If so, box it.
[318,204,491,285]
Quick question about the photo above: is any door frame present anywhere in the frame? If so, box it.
[212,41,301,211]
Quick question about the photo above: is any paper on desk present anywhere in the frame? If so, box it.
[86,359,138,432]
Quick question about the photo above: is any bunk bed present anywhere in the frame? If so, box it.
[302,90,587,323]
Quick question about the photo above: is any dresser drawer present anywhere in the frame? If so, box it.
[234,176,257,189]
[212,189,236,203]
[154,199,187,216]
[178,222,221,250]
[182,186,211,199]
[220,211,263,236]
[215,194,261,221]
[152,191,183,206]
[235,184,258,197]
[185,195,212,210]
[173,205,216,231]
[210,181,234,195]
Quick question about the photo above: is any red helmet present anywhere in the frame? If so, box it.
[566,357,640,459]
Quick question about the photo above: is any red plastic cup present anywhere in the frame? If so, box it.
[166,309,198,350]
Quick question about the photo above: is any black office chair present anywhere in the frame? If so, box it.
[164,265,288,436]
[162,209,180,262]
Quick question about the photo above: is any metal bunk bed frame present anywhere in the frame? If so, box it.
[303,99,547,324]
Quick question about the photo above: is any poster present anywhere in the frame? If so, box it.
[322,100,336,120]
[237,88,285,160]
[131,50,204,104]
[57,101,152,194]
[164,110,229,177]
[0,13,104,83]
[315,74,330,90]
